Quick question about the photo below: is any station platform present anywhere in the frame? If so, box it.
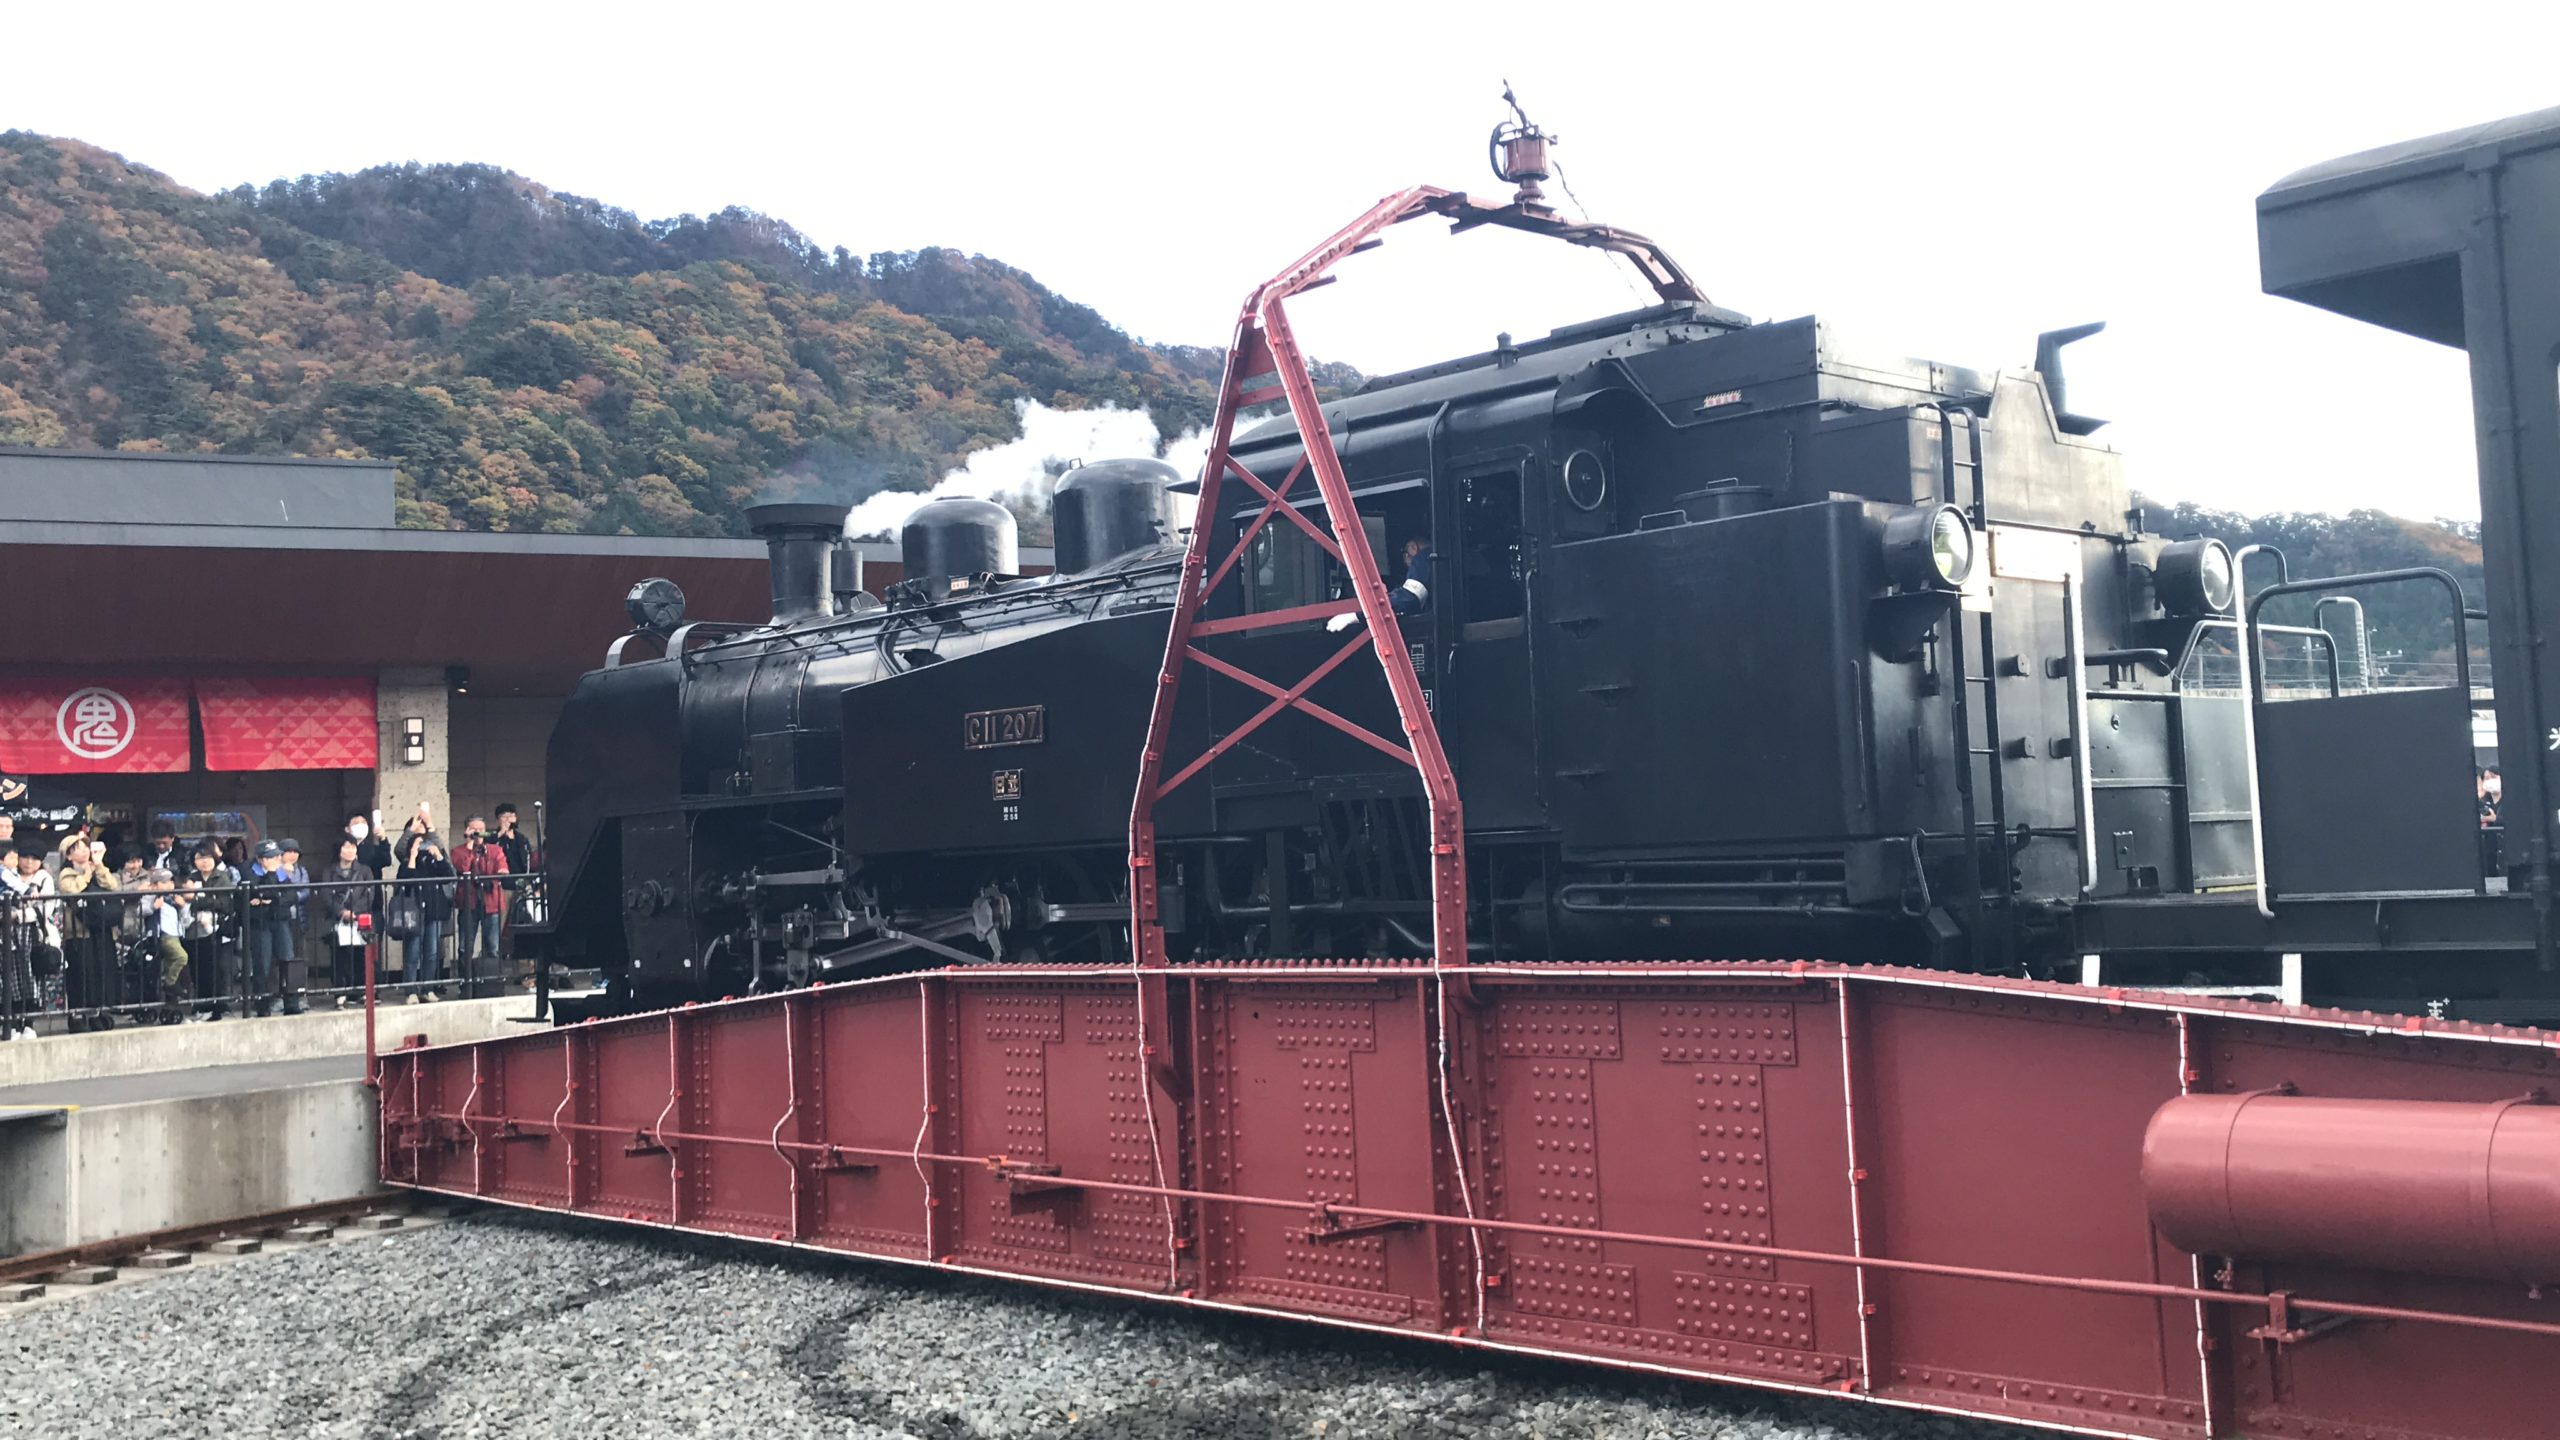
[0,995,548,1260]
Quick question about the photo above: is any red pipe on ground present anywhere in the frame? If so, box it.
[2142,1092,2560,1285]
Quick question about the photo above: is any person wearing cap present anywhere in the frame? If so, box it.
[240,840,299,1017]
[277,838,314,1014]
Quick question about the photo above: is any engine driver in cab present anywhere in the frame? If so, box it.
[1328,534,1435,632]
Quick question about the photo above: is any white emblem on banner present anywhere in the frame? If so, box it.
[55,687,137,760]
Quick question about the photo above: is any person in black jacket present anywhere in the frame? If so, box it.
[346,811,394,878]
[184,845,239,1020]
[398,830,456,1000]
[322,838,379,1005]
[240,840,305,1017]
[139,821,187,880]
[489,803,534,968]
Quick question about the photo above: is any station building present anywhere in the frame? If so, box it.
[0,447,1007,860]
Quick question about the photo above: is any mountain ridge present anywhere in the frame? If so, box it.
[0,132,1265,535]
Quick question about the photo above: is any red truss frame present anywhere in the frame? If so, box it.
[1126,184,1710,977]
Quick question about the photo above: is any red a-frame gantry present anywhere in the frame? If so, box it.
[1124,183,1711,983]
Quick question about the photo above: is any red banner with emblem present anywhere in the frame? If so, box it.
[197,676,379,772]
[0,677,195,773]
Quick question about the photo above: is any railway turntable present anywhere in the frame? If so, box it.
[382,104,2560,1440]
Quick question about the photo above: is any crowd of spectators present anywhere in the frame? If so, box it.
[0,801,537,1039]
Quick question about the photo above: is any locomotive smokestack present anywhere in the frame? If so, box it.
[744,501,852,624]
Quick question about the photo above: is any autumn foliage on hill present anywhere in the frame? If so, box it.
[0,133,1230,534]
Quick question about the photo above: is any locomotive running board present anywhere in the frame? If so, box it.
[381,961,2560,1440]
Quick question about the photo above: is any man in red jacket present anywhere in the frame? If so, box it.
[452,817,511,999]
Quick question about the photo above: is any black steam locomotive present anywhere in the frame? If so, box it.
[539,298,2289,1014]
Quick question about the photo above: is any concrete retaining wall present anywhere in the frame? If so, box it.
[0,996,567,1256]
[0,1081,378,1253]
[0,995,542,1090]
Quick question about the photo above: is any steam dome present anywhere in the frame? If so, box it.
[1052,458,1173,572]
[900,496,1018,587]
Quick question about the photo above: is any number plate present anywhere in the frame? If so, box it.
[964,705,1046,750]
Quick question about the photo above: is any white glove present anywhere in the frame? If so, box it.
[1325,610,1362,634]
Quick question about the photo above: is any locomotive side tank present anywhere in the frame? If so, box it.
[539,298,2247,1012]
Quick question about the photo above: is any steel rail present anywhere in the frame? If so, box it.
[0,1194,417,1285]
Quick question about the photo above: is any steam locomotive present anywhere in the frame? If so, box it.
[537,297,2290,1014]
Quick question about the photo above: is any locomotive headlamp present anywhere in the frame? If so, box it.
[1882,504,1975,591]
[2155,538,2236,616]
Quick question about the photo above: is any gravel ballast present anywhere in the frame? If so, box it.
[0,1211,2031,1440]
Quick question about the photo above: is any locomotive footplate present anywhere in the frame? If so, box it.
[2073,890,2545,959]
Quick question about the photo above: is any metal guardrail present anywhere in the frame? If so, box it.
[0,872,548,1039]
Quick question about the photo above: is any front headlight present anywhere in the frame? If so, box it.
[1929,505,1976,586]
[2156,538,2235,616]
[1883,504,1975,591]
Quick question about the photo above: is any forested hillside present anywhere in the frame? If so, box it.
[0,133,1246,534]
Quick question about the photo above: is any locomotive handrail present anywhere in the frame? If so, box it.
[2314,595,2375,689]
[604,630,669,668]
[2170,620,2344,696]
[2068,569,2097,892]
[2230,543,2285,918]
[2245,567,2474,704]
[664,620,756,664]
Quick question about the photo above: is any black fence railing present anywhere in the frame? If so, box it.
[0,871,548,1038]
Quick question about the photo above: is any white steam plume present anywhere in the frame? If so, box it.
[844,400,1213,540]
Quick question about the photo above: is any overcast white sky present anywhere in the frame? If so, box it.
[12,2,2559,521]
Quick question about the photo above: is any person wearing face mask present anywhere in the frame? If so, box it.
[346,811,393,878]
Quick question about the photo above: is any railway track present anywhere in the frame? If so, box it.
[0,1193,431,1294]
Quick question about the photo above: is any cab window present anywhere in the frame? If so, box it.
[1458,470,1526,624]
[1237,482,1429,614]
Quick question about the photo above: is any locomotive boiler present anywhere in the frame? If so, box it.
[538,299,2265,1014]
